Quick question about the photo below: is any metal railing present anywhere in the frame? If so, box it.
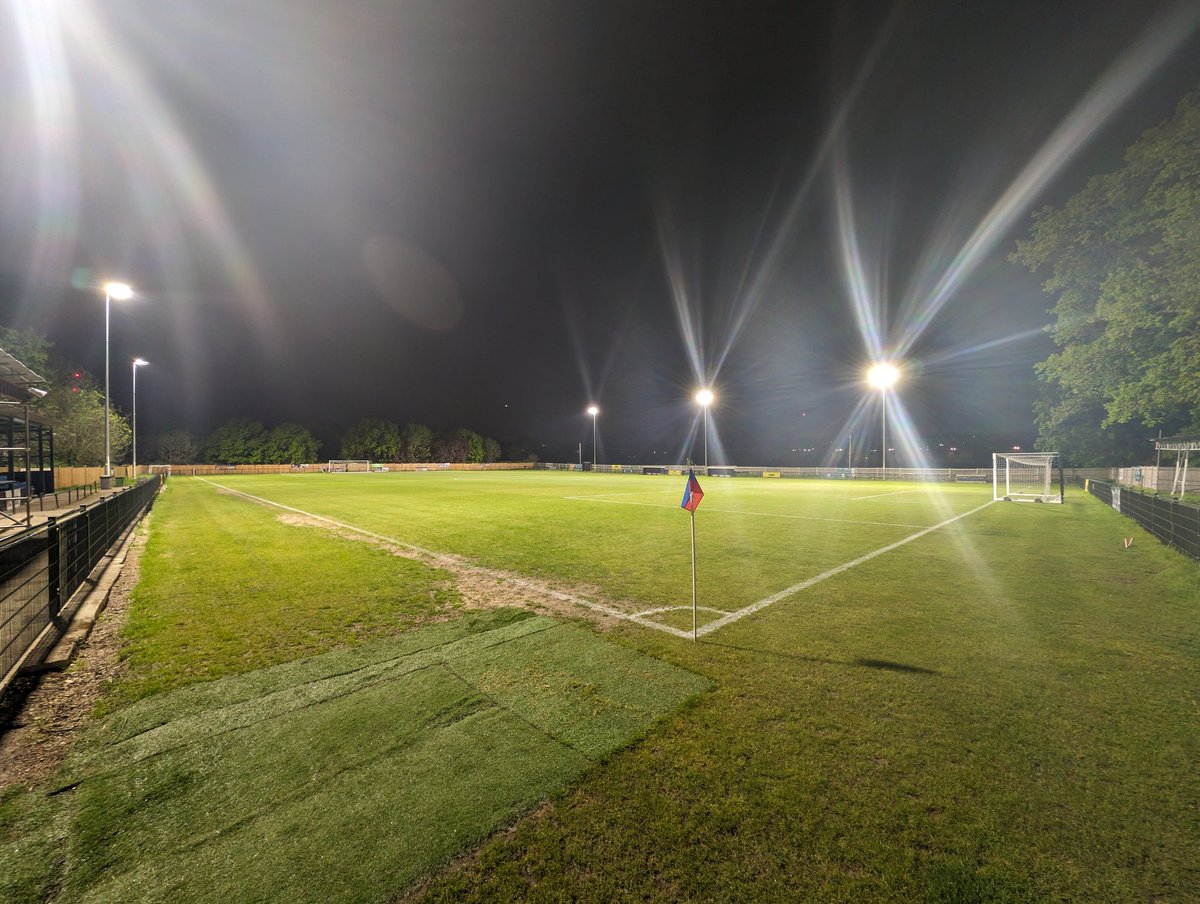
[1082,478,1200,561]
[0,475,162,692]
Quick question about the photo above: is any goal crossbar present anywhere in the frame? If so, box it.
[993,451,1063,503]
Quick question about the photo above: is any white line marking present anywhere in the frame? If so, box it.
[633,605,725,618]
[564,495,927,529]
[851,489,923,501]
[197,478,693,639]
[693,500,994,637]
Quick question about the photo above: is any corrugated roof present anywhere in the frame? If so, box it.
[0,346,46,389]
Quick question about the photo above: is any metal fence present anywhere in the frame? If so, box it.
[1083,478,1200,561]
[0,475,162,692]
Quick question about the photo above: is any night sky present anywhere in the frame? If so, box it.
[2,1,1199,464]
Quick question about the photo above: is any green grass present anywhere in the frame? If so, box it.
[3,613,707,903]
[108,478,463,708]
[4,471,1197,902]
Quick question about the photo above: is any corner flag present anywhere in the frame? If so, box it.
[680,469,704,513]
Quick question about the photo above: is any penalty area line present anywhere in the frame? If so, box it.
[696,500,996,638]
[195,477,694,640]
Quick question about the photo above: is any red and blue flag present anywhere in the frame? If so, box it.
[680,469,704,513]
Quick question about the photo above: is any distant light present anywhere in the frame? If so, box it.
[104,282,133,300]
[950,447,958,452]
[133,358,149,367]
[587,405,599,416]
[1013,445,1021,451]
[801,411,807,416]
[866,362,900,389]
[695,388,714,406]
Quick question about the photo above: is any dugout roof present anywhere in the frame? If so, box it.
[0,346,47,401]
[1153,432,1200,452]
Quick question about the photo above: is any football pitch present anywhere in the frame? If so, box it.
[200,470,1002,636]
[3,470,1197,902]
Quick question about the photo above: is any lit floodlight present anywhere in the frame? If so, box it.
[866,362,899,389]
[133,357,149,367]
[586,405,599,416]
[104,282,134,300]
[695,388,714,407]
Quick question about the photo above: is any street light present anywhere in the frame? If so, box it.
[586,405,599,469]
[132,358,149,476]
[102,282,134,488]
[695,388,714,472]
[866,363,900,471]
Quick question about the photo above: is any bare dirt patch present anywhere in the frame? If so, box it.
[0,522,148,794]
[274,512,625,628]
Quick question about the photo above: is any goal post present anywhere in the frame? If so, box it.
[327,460,371,473]
[993,451,1063,503]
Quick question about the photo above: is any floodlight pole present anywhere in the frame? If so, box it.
[104,286,112,484]
[881,387,887,472]
[101,282,133,489]
[132,359,148,475]
[587,406,599,469]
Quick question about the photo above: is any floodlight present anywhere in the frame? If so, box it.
[134,357,149,367]
[586,405,599,416]
[104,282,133,300]
[866,362,899,389]
[695,388,714,407]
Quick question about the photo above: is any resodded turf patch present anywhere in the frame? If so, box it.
[26,610,707,903]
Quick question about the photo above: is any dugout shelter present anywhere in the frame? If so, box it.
[0,346,55,526]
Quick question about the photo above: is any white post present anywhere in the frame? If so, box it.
[104,287,111,481]
[992,452,999,501]
[881,387,887,473]
[132,359,138,475]
[690,509,697,641]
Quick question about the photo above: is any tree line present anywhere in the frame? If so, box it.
[151,417,504,465]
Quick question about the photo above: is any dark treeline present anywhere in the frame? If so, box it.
[148,417,505,465]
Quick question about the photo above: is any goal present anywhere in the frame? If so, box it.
[993,451,1063,503]
[327,460,371,473]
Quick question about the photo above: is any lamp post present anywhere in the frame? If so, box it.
[695,388,714,472]
[866,363,900,472]
[102,282,133,488]
[586,405,599,469]
[132,358,149,476]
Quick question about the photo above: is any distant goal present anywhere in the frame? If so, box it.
[993,451,1063,503]
[327,460,371,473]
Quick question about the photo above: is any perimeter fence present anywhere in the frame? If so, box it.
[1082,478,1200,561]
[0,475,162,693]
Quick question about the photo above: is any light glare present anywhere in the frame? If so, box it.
[587,405,599,416]
[104,281,133,300]
[866,363,899,389]
[695,389,714,407]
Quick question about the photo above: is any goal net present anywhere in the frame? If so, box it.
[993,452,1062,503]
[327,460,371,473]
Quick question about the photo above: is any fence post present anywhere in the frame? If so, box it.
[47,516,61,619]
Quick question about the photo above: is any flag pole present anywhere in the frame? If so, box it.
[690,508,697,641]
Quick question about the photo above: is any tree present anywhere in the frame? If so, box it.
[399,422,433,462]
[457,428,484,464]
[264,423,321,464]
[432,429,468,462]
[1013,88,1200,464]
[340,418,400,462]
[482,436,502,463]
[203,418,267,464]
[0,327,51,375]
[36,364,130,466]
[152,429,198,464]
